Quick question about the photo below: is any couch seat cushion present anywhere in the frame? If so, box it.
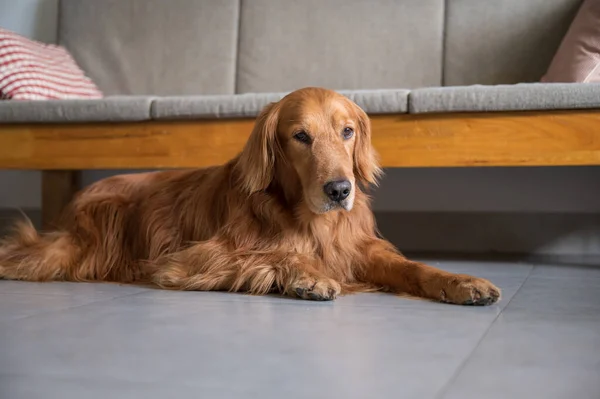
[151,89,410,120]
[0,96,153,123]
[409,83,600,113]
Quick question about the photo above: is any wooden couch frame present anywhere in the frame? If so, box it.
[1,110,599,228]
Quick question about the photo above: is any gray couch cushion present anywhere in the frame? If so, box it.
[444,0,583,86]
[0,97,153,123]
[341,89,410,114]
[58,0,239,96]
[409,83,600,113]
[151,89,409,120]
[237,0,443,93]
[152,93,286,120]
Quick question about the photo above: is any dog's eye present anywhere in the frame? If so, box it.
[293,131,311,144]
[342,127,354,140]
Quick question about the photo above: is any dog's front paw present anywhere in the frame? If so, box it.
[440,274,501,306]
[288,275,341,301]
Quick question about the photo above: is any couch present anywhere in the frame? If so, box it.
[1,0,599,228]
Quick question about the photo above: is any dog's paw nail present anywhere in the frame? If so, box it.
[295,288,306,298]
[440,289,450,302]
[308,292,322,301]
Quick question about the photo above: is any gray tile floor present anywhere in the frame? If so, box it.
[1,259,599,399]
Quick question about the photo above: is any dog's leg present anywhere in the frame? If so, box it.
[358,239,501,306]
[150,240,341,300]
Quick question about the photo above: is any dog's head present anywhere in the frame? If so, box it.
[236,87,381,213]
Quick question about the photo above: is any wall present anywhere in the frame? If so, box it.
[1,0,599,256]
[0,0,58,42]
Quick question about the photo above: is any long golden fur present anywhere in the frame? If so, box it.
[0,87,500,305]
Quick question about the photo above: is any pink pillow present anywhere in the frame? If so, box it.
[542,0,600,83]
[0,28,103,100]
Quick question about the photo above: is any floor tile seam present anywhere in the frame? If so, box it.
[530,259,599,275]
[497,312,600,323]
[131,290,430,307]
[432,263,535,399]
[127,294,505,313]
[0,292,128,298]
[0,371,183,387]
[0,290,151,324]
[527,274,600,282]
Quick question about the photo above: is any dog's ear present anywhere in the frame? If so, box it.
[353,103,382,187]
[236,101,281,193]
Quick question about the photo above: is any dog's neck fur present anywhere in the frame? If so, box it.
[258,162,376,247]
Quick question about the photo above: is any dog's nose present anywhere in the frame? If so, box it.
[324,180,352,202]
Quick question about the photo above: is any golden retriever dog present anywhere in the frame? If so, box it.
[0,87,500,305]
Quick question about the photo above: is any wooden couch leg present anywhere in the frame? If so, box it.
[42,170,81,230]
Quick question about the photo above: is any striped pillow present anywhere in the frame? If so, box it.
[0,28,103,100]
